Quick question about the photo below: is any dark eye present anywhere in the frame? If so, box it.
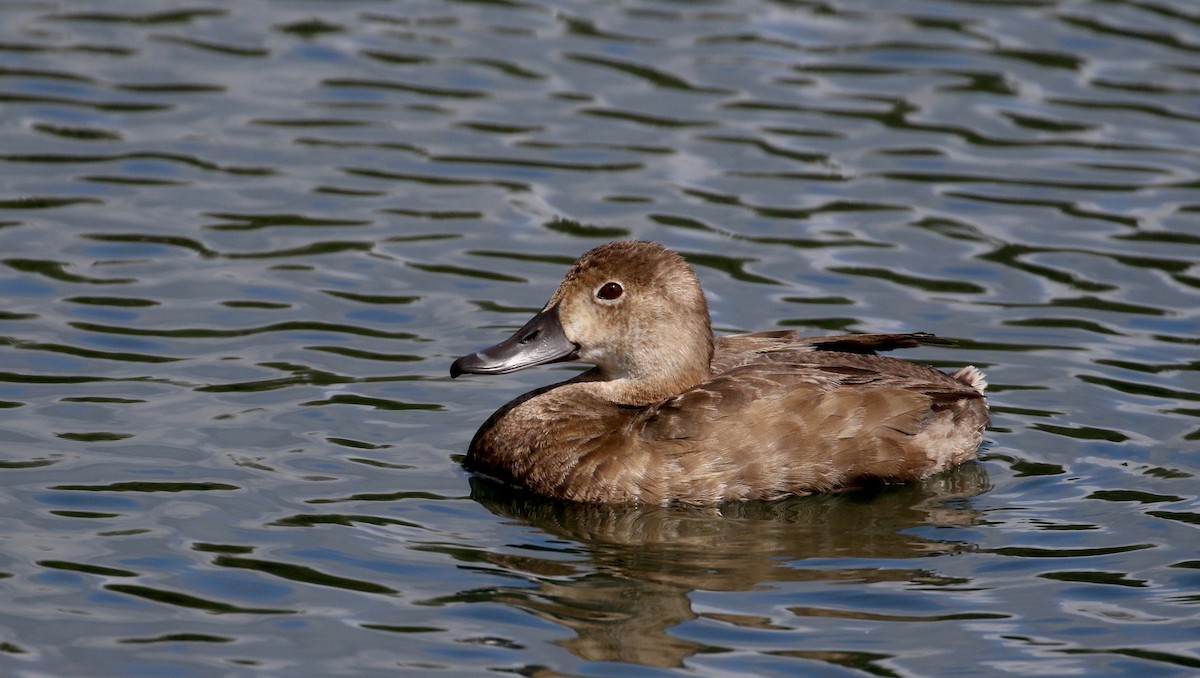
[597,282,623,300]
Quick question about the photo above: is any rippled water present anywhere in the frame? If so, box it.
[1,0,1198,675]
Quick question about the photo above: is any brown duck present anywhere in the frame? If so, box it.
[451,241,988,505]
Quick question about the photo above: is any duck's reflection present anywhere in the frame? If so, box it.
[460,463,990,668]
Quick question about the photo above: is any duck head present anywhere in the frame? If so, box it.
[451,241,714,404]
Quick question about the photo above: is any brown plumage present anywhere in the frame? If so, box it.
[451,240,989,505]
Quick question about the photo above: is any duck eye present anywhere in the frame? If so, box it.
[596,282,623,301]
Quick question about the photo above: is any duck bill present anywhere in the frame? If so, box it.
[450,303,579,378]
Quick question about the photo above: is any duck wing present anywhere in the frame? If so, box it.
[634,350,988,500]
[641,355,976,443]
[711,331,955,371]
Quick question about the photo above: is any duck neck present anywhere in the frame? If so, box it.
[598,331,714,406]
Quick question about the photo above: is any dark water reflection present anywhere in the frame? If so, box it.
[1,0,1199,675]
[464,467,991,669]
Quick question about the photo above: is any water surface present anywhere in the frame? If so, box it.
[1,0,1198,675]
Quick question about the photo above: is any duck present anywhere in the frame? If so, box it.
[450,240,989,505]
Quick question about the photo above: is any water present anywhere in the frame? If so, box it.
[1,0,1198,675]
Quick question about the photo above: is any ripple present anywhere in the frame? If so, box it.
[37,560,137,578]
[48,510,120,519]
[203,213,373,231]
[543,217,631,238]
[51,482,240,492]
[120,633,233,645]
[430,154,644,172]
[307,346,422,363]
[680,186,907,219]
[0,94,170,112]
[0,337,180,364]
[699,134,829,163]
[67,320,420,341]
[1146,510,1200,527]
[0,151,275,175]
[828,266,988,294]
[0,458,57,469]
[341,167,530,191]
[1030,423,1129,443]
[150,35,269,57]
[787,606,1010,623]
[1078,374,1199,402]
[988,544,1156,558]
[32,123,121,140]
[104,584,293,615]
[1056,648,1200,671]
[565,53,732,93]
[55,432,134,442]
[270,514,421,529]
[300,394,443,411]
[383,208,483,220]
[2,0,1199,674]
[323,77,488,99]
[407,262,525,283]
[211,555,397,595]
[580,107,716,128]
[0,197,104,210]
[46,8,226,24]
[3,258,134,284]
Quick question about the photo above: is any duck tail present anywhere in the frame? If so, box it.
[952,365,988,394]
